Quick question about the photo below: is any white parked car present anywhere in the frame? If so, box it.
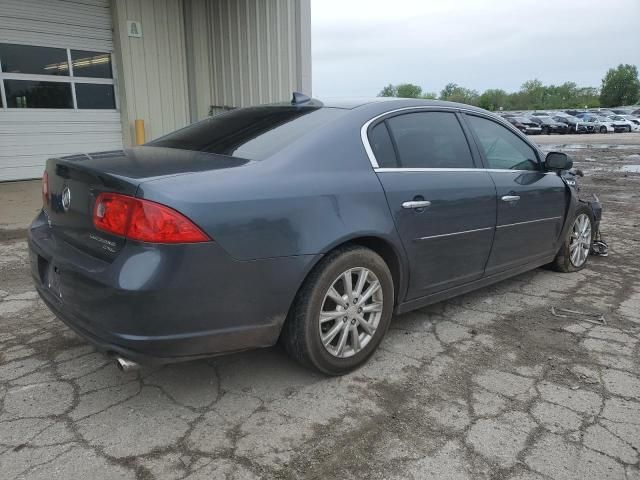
[582,115,616,133]
[611,115,640,132]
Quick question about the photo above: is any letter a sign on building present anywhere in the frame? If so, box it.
[127,21,142,38]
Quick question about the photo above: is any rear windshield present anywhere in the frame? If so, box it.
[149,106,346,160]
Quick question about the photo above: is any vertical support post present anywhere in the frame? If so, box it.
[135,119,145,145]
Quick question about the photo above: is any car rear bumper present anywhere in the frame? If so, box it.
[28,211,318,364]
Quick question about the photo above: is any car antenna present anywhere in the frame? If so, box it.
[291,92,311,105]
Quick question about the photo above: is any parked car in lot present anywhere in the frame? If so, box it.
[503,116,542,134]
[527,115,568,134]
[552,114,592,134]
[607,115,638,132]
[577,114,616,133]
[29,97,597,374]
[620,115,640,131]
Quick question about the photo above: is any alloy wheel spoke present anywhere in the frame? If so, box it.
[322,321,344,346]
[362,302,383,313]
[320,309,346,323]
[327,286,347,308]
[358,281,380,306]
[336,324,350,356]
[350,324,361,352]
[357,315,375,335]
[342,270,354,303]
[354,268,368,297]
[569,241,579,252]
[571,247,580,265]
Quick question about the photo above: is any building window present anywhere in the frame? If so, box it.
[75,83,115,109]
[0,43,116,110]
[4,80,73,109]
[70,50,113,79]
[0,44,69,76]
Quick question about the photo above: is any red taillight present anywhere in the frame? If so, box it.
[93,193,209,243]
[42,171,49,206]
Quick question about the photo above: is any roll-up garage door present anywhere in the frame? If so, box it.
[0,0,123,181]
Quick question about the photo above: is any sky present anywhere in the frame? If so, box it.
[311,0,640,98]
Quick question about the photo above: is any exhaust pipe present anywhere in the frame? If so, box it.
[115,356,140,372]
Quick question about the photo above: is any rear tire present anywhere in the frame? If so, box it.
[281,246,394,375]
[599,126,607,133]
[550,204,594,273]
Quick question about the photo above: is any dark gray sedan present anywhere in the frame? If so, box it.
[29,97,596,375]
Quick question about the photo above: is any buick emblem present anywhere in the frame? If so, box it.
[61,187,71,212]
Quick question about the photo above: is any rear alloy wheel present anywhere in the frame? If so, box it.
[319,267,383,358]
[281,246,394,375]
[550,205,594,272]
[600,126,607,133]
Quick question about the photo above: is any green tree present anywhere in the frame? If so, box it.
[478,89,509,111]
[518,79,546,109]
[600,64,640,107]
[378,84,397,97]
[378,83,424,98]
[439,83,479,106]
[395,83,423,98]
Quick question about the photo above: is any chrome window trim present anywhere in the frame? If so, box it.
[415,226,494,242]
[360,105,542,170]
[497,216,563,229]
[374,167,554,175]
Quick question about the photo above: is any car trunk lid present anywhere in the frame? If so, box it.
[43,147,249,261]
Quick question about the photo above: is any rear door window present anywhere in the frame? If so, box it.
[150,106,346,160]
[385,112,475,169]
[368,122,397,168]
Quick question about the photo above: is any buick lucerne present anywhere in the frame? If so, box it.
[29,96,597,375]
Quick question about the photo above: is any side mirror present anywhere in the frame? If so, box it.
[545,152,573,171]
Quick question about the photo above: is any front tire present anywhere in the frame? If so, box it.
[599,126,607,133]
[281,246,394,375]
[551,205,594,272]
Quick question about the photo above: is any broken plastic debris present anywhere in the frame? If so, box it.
[550,307,606,325]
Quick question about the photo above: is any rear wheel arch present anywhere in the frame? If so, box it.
[345,236,404,301]
[283,235,405,328]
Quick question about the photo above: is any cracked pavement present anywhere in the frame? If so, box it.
[1,134,639,479]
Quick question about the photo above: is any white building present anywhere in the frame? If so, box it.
[0,0,312,181]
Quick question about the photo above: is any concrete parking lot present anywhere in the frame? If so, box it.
[1,133,639,479]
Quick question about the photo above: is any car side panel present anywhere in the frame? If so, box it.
[136,119,403,263]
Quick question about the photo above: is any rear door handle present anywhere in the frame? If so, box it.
[402,200,431,209]
[501,195,521,202]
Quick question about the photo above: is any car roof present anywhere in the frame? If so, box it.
[324,97,495,117]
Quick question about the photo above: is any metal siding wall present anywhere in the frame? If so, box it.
[0,0,122,181]
[112,0,190,144]
[186,0,310,121]
[0,0,113,51]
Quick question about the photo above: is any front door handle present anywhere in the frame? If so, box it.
[501,195,521,202]
[402,200,431,209]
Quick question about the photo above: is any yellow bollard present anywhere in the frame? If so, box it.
[134,119,145,145]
